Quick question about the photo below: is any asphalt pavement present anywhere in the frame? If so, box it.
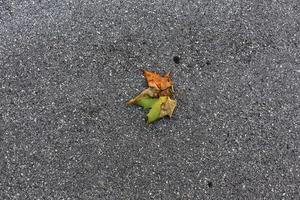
[0,0,299,199]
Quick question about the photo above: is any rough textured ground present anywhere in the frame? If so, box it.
[1,0,300,199]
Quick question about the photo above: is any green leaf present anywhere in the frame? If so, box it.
[136,97,158,109]
[147,96,167,124]
[127,87,159,105]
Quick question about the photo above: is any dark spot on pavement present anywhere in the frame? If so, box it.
[207,181,213,188]
[173,56,180,64]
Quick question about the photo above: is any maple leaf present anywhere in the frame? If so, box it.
[127,87,159,106]
[147,96,167,123]
[136,97,158,109]
[159,97,177,118]
[146,96,177,124]
[143,70,173,90]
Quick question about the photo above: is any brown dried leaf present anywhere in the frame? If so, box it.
[159,97,177,118]
[143,70,173,90]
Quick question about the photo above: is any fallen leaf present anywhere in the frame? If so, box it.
[143,70,173,90]
[127,70,177,124]
[127,87,159,105]
[159,97,177,118]
[136,97,158,109]
[147,96,167,124]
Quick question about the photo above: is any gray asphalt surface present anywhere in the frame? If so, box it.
[1,0,300,199]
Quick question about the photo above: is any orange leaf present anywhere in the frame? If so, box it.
[143,70,173,90]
